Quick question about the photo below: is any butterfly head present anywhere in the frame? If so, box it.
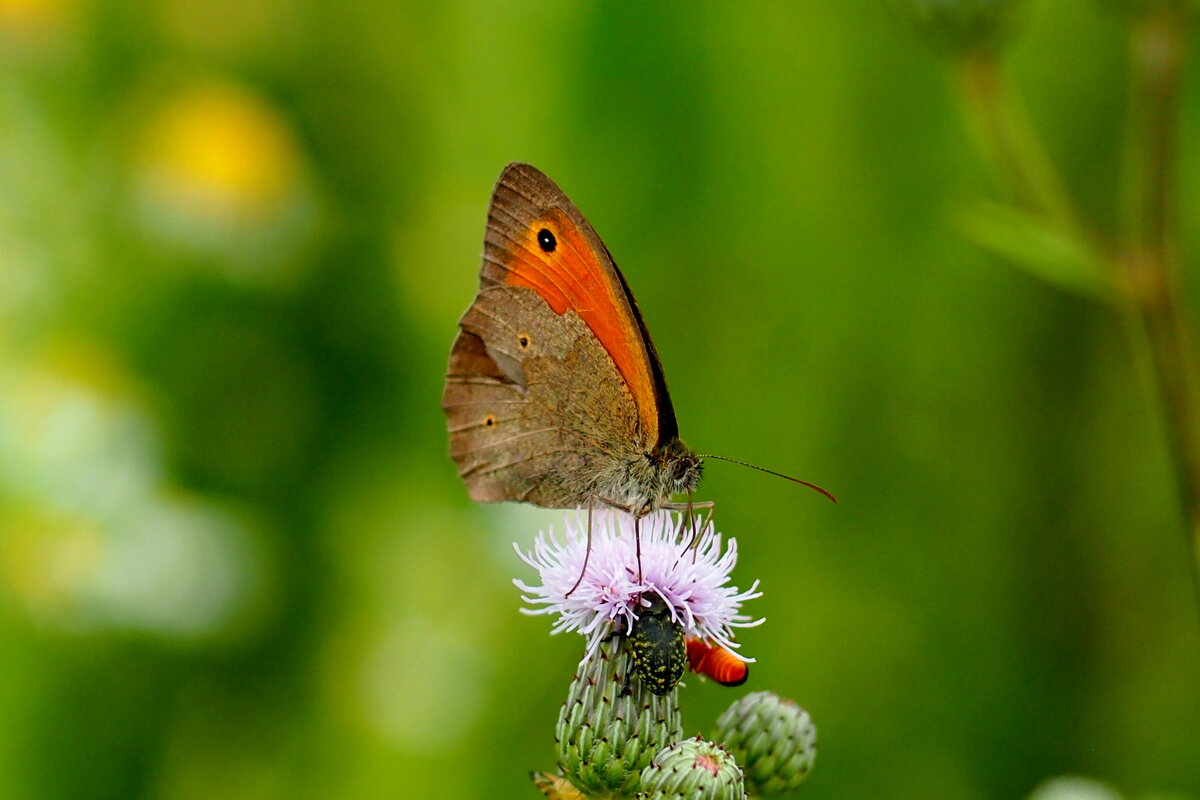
[652,437,704,503]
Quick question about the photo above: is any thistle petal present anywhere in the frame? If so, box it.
[515,511,762,665]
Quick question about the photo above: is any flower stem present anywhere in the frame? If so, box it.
[1120,8,1200,586]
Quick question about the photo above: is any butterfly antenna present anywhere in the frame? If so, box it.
[697,454,838,503]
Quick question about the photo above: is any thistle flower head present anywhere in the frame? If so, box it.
[515,510,762,662]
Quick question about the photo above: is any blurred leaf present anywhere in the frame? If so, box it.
[955,200,1111,298]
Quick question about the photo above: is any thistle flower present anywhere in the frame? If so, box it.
[515,510,763,663]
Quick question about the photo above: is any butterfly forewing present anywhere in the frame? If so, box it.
[482,164,677,446]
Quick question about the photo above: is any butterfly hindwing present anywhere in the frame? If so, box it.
[443,284,641,507]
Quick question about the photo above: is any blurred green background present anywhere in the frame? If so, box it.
[1,1,1198,798]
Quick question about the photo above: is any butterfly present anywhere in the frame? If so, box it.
[442,163,835,553]
[441,163,704,517]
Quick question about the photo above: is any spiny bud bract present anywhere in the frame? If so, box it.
[556,635,683,796]
[713,691,816,796]
[637,736,746,800]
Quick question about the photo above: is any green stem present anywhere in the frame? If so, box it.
[1121,8,1200,586]
[955,27,1200,595]
[956,50,1095,252]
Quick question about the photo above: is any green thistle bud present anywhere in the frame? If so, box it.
[556,635,683,796]
[637,736,746,800]
[883,0,1026,54]
[629,594,687,696]
[713,691,816,796]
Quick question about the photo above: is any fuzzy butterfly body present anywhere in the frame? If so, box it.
[442,163,702,515]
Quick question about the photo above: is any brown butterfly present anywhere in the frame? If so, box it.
[441,163,833,520]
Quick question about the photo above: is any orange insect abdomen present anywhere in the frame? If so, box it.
[686,637,749,687]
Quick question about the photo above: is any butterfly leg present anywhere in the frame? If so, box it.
[591,495,648,585]
[634,513,643,584]
[662,499,716,515]
[665,497,715,569]
[687,494,714,546]
[668,494,696,545]
[564,500,595,598]
[662,499,715,549]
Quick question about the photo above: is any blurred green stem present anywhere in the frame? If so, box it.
[1121,8,1200,583]
[956,17,1200,591]
[956,50,1097,258]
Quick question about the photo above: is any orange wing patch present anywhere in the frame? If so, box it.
[490,205,660,446]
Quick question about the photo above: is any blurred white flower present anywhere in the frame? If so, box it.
[1027,777,1125,800]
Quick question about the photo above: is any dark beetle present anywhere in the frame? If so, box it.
[628,594,686,696]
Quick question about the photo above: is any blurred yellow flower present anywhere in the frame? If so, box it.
[0,504,103,618]
[0,0,71,41]
[138,81,304,230]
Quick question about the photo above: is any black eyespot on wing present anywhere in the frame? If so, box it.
[537,229,556,252]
